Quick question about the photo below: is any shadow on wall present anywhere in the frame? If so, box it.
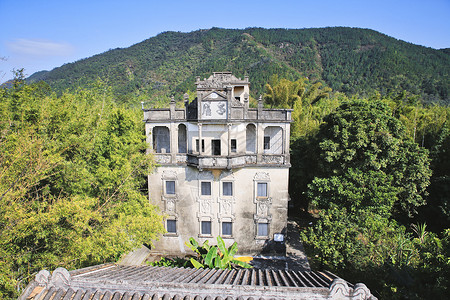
[257,226,287,256]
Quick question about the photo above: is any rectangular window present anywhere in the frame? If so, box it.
[264,136,270,150]
[167,220,176,233]
[196,139,205,153]
[257,223,269,237]
[222,222,232,236]
[231,139,237,153]
[201,182,211,196]
[257,182,268,197]
[201,221,211,235]
[212,139,221,155]
[165,181,175,195]
[223,182,233,196]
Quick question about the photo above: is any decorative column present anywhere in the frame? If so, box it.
[170,123,178,162]
[146,126,153,154]
[226,86,232,119]
[257,123,263,163]
[198,123,203,154]
[243,93,249,119]
[257,95,263,120]
[285,124,291,164]
[169,96,176,120]
[227,123,232,156]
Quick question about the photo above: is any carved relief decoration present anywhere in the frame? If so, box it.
[196,73,240,89]
[256,198,272,217]
[162,195,178,216]
[219,198,233,216]
[166,199,176,213]
[254,172,270,181]
[199,198,212,215]
[262,155,284,164]
[156,155,171,164]
[245,156,257,164]
[201,101,227,119]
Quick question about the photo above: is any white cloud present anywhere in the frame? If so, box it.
[6,39,74,57]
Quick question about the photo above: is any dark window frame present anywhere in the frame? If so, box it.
[222,182,233,196]
[257,182,268,197]
[201,181,212,196]
[196,139,205,153]
[257,222,269,237]
[165,180,175,195]
[201,220,212,235]
[167,219,177,234]
[212,139,221,155]
[222,222,233,236]
[231,139,237,153]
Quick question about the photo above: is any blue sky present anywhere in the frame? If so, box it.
[1,0,449,83]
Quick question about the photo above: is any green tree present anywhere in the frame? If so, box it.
[300,99,443,299]
[263,76,335,138]
[310,100,431,217]
[0,79,164,298]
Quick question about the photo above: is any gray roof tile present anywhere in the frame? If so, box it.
[20,263,377,300]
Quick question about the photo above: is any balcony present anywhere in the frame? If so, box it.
[153,153,289,169]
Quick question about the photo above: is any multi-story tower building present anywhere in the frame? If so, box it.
[143,72,292,255]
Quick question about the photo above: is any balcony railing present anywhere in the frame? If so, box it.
[154,153,289,168]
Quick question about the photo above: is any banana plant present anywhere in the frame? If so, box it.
[185,236,252,269]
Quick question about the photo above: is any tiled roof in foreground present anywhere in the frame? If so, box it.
[20,263,377,300]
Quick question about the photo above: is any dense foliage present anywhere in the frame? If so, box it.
[0,73,164,298]
[150,237,252,269]
[185,236,252,269]
[26,27,449,104]
[271,77,450,299]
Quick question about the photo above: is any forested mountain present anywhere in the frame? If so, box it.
[27,27,449,104]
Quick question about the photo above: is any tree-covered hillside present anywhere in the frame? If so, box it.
[27,27,449,104]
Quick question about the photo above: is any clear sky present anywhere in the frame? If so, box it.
[1,0,449,83]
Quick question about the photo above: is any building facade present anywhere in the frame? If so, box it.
[144,72,292,255]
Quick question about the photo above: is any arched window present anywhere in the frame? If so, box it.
[246,124,256,153]
[263,126,283,154]
[153,126,170,153]
[178,124,187,153]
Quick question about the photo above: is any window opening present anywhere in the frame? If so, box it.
[201,221,212,235]
[153,126,170,153]
[165,181,175,195]
[246,124,256,153]
[201,182,211,196]
[257,223,268,237]
[231,139,237,153]
[196,139,205,153]
[178,124,187,153]
[212,139,221,155]
[223,182,233,196]
[167,220,177,233]
[222,222,232,236]
[257,182,268,197]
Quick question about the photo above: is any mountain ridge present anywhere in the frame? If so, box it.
[26,27,450,104]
